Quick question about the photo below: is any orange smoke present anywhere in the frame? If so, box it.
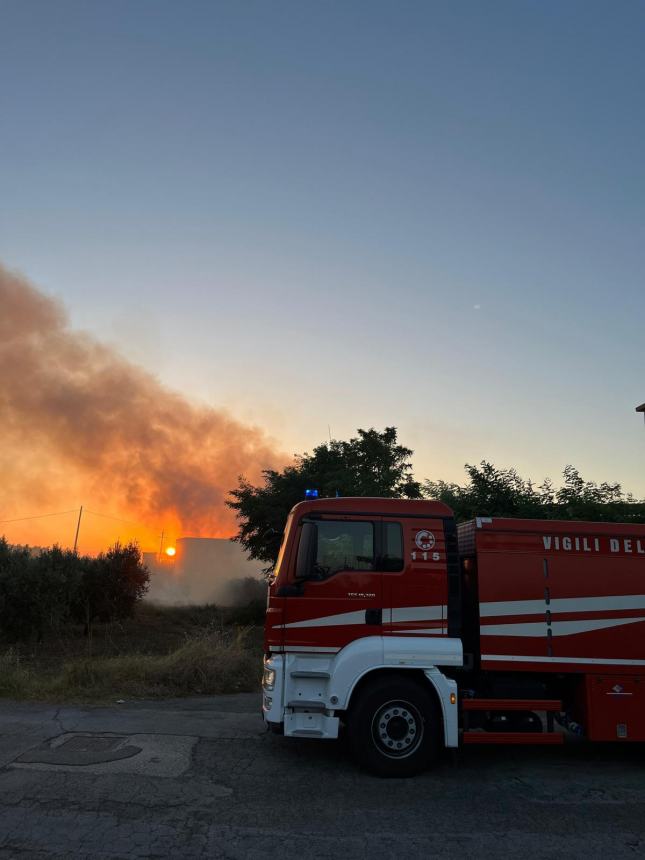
[0,263,284,554]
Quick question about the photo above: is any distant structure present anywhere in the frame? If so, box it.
[145,537,265,605]
[637,403,645,425]
[7,544,45,558]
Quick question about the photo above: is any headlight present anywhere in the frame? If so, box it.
[262,668,276,691]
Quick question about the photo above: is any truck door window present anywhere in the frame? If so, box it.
[383,522,404,572]
[314,520,374,578]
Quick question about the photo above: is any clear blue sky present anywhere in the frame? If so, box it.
[2,0,644,493]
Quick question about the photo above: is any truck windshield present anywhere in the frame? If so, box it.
[272,514,293,582]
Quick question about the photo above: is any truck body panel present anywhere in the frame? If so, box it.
[264,498,645,770]
[459,517,645,674]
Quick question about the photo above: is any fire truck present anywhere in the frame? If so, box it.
[261,497,645,776]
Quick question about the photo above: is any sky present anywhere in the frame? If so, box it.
[1,0,644,538]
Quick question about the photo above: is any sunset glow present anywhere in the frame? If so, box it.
[1,2,644,568]
[165,547,176,557]
[0,266,286,556]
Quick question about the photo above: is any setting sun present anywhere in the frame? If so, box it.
[165,547,176,557]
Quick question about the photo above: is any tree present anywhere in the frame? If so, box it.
[30,545,82,635]
[75,541,150,634]
[0,538,149,643]
[0,541,82,642]
[228,427,422,571]
[553,465,645,522]
[0,539,39,642]
[424,462,547,521]
[424,461,645,523]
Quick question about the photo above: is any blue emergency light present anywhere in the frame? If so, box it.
[305,488,319,499]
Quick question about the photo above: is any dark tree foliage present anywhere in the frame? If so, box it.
[0,541,85,641]
[425,462,645,523]
[31,545,83,634]
[228,427,422,571]
[0,538,149,643]
[75,541,150,633]
[0,539,43,642]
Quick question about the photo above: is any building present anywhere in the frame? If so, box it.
[145,537,265,605]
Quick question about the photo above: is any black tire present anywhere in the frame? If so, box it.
[346,675,441,777]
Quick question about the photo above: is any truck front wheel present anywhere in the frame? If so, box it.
[347,675,441,777]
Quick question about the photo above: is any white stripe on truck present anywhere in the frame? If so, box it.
[482,654,645,667]
[480,594,645,617]
[481,616,645,637]
[274,604,445,630]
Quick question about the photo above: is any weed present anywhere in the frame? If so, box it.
[0,625,262,703]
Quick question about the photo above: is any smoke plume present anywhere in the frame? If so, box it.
[0,263,283,549]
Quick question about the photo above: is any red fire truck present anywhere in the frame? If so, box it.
[261,497,645,775]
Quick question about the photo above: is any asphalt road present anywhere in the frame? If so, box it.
[1,694,645,859]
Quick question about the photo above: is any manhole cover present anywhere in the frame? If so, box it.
[17,734,142,766]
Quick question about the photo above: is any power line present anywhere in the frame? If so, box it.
[1,506,164,556]
[0,509,78,524]
[84,508,161,532]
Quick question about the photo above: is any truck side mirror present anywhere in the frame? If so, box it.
[295,522,317,580]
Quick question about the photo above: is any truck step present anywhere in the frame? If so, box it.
[461,698,562,712]
[287,700,326,710]
[290,671,331,679]
[463,731,564,745]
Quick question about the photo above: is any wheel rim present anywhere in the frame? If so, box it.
[370,698,424,759]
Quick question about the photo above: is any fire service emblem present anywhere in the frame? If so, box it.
[414,530,436,551]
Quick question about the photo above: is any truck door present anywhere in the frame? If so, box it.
[383,517,449,639]
[281,514,383,651]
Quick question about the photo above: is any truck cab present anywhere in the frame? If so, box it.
[265,497,461,651]
[262,497,463,776]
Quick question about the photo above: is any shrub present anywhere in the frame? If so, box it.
[75,542,150,633]
[0,538,149,643]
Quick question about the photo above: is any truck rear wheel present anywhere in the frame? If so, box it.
[347,676,441,777]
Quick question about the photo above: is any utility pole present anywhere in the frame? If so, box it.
[73,506,83,554]
[158,528,165,561]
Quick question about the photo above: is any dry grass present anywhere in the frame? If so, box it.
[53,628,260,700]
[0,603,264,702]
[0,629,260,702]
[0,649,32,698]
